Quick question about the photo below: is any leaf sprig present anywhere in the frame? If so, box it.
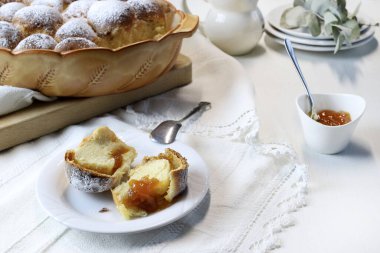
[280,0,363,53]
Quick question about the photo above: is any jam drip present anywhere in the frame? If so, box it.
[124,176,170,213]
[111,147,129,174]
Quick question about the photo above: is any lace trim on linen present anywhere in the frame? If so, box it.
[123,104,308,253]
[123,106,260,143]
[232,144,308,253]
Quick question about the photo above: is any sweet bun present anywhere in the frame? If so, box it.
[130,0,177,44]
[30,0,63,11]
[55,37,96,52]
[55,18,96,42]
[62,0,95,21]
[0,20,21,49]
[0,0,180,52]
[65,126,137,193]
[14,33,56,50]
[12,5,63,37]
[112,148,188,219]
[87,1,134,48]
[0,2,25,22]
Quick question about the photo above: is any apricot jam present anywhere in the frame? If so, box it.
[110,147,129,174]
[317,110,352,126]
[124,177,170,213]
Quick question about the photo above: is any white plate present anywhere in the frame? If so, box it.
[267,5,369,40]
[266,32,374,52]
[265,23,375,46]
[36,131,209,234]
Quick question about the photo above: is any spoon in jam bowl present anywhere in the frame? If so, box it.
[284,39,319,121]
[296,93,366,154]
[150,102,212,144]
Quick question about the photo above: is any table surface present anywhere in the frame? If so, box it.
[1,1,378,252]
[235,0,380,252]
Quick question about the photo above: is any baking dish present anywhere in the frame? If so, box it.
[0,11,198,97]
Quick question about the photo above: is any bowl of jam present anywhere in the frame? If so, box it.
[296,93,366,154]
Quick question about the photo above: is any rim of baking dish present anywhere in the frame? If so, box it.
[0,10,199,57]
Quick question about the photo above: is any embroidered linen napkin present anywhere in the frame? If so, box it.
[0,85,55,116]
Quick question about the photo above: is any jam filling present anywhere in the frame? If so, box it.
[317,110,352,126]
[110,147,129,174]
[124,176,170,213]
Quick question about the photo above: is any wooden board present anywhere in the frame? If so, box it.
[0,55,192,151]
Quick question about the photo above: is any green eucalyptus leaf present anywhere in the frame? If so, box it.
[324,11,338,24]
[307,13,321,36]
[324,23,333,35]
[282,0,362,53]
[323,11,338,35]
[280,6,309,29]
[337,0,348,21]
[332,19,360,45]
[328,6,343,20]
[337,0,347,11]
[294,0,305,7]
[332,26,340,39]
[334,33,344,54]
[333,25,352,44]
[343,19,360,40]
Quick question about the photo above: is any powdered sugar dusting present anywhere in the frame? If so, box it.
[127,0,160,14]
[87,1,132,35]
[30,0,64,11]
[0,21,21,49]
[13,5,63,35]
[55,37,97,52]
[14,33,57,51]
[55,18,96,41]
[65,163,113,193]
[62,0,95,21]
[0,2,26,22]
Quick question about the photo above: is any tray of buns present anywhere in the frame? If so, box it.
[0,0,199,96]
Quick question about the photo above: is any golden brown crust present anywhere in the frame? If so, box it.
[136,148,189,200]
[161,148,189,201]
[64,127,137,193]
[13,5,63,37]
[55,37,96,52]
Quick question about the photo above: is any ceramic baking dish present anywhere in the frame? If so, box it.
[0,11,198,97]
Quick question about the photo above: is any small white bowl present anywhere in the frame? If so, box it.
[296,93,366,154]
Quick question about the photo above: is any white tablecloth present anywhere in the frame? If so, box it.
[241,0,380,252]
[0,3,307,253]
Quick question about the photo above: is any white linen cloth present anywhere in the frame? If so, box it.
[0,31,307,253]
[0,86,55,116]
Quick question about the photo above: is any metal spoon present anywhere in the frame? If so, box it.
[150,102,211,144]
[284,39,319,121]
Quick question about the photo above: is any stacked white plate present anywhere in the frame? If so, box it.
[266,5,375,52]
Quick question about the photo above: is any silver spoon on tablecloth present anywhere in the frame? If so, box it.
[150,102,212,144]
[284,39,319,121]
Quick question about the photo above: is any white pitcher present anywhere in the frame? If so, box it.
[201,0,264,55]
[208,0,259,12]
